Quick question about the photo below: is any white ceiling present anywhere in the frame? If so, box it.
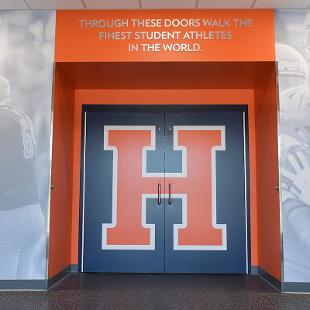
[0,0,310,10]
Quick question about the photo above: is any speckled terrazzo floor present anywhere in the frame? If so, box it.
[0,274,310,310]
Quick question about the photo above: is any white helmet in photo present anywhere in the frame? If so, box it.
[276,43,308,91]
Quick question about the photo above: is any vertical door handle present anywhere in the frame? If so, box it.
[158,183,161,205]
[168,183,172,205]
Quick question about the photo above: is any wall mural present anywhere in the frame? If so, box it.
[0,11,55,280]
[0,8,310,283]
[276,10,310,282]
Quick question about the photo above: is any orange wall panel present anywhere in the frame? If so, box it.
[48,67,75,278]
[254,67,281,280]
[55,10,275,62]
[49,62,281,278]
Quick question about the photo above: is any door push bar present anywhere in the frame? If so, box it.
[157,183,173,205]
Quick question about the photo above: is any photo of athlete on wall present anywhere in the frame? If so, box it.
[0,11,55,280]
[276,10,310,282]
[0,76,45,279]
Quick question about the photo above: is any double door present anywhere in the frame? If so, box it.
[81,106,249,273]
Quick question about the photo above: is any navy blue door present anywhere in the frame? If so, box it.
[164,108,248,273]
[82,107,165,272]
[81,106,248,274]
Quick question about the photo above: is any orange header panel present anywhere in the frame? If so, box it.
[55,10,275,62]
